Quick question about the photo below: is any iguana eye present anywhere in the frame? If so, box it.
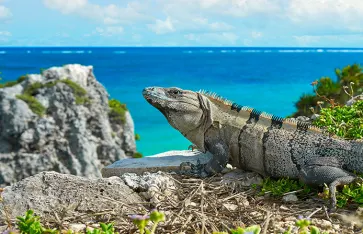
[171,90,182,95]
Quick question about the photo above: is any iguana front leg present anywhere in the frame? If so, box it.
[298,157,358,211]
[180,127,229,177]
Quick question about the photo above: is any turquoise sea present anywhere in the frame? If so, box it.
[1,47,363,155]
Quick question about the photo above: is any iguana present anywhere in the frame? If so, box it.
[143,86,363,209]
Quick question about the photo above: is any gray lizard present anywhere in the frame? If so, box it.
[142,86,363,209]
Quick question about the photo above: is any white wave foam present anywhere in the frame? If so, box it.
[326,49,363,53]
[42,50,86,54]
[0,51,6,54]
[183,50,193,54]
[240,50,262,53]
[113,51,126,54]
[220,50,236,53]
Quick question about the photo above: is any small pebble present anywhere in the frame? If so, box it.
[69,223,86,233]
[282,194,298,203]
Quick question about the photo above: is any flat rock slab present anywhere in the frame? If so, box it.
[102,150,212,177]
[1,171,143,220]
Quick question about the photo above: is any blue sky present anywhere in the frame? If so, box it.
[1,0,363,47]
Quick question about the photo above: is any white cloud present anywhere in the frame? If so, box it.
[287,0,363,32]
[184,32,238,44]
[148,17,175,34]
[0,31,11,36]
[0,5,11,19]
[43,0,87,14]
[86,26,124,37]
[293,34,363,47]
[43,0,150,25]
[251,31,262,39]
[40,0,363,46]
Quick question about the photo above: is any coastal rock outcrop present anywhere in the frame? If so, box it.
[0,64,136,186]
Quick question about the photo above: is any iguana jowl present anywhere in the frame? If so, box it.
[143,86,363,209]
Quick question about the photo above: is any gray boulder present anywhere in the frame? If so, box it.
[0,64,136,186]
[0,171,144,220]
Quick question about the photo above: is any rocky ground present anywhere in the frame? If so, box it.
[1,170,362,234]
[0,64,136,187]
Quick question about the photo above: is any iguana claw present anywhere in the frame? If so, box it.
[179,160,209,178]
[188,145,198,151]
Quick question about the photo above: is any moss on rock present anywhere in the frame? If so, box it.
[0,75,28,89]
[60,79,89,104]
[16,94,46,117]
[108,99,128,124]
[133,152,143,158]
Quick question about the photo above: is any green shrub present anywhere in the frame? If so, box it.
[109,99,127,124]
[133,152,143,158]
[313,100,363,139]
[135,133,141,141]
[16,210,57,234]
[292,63,363,117]
[16,94,46,117]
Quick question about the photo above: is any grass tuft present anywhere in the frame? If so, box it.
[16,94,46,117]
[133,152,143,158]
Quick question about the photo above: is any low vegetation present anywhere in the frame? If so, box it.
[5,209,332,234]
[133,152,143,158]
[108,99,128,124]
[252,177,311,197]
[313,100,363,140]
[0,75,28,89]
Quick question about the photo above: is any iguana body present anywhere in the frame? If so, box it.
[143,87,363,209]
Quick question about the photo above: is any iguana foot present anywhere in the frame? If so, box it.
[298,157,357,211]
[188,144,198,151]
[327,176,356,212]
[179,160,209,178]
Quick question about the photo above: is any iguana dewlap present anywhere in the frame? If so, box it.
[143,86,363,209]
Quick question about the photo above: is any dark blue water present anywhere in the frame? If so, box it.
[1,47,363,155]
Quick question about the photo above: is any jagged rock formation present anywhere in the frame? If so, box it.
[0,64,136,186]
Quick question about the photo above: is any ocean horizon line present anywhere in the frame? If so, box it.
[1,46,363,49]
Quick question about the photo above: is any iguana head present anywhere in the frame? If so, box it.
[143,87,213,152]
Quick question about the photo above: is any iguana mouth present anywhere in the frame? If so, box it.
[142,87,168,109]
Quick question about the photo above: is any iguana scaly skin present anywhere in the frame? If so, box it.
[142,86,363,209]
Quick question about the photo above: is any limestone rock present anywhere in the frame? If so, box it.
[0,171,144,220]
[282,194,299,203]
[0,64,136,186]
[102,150,213,177]
[220,169,263,190]
[121,171,178,204]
